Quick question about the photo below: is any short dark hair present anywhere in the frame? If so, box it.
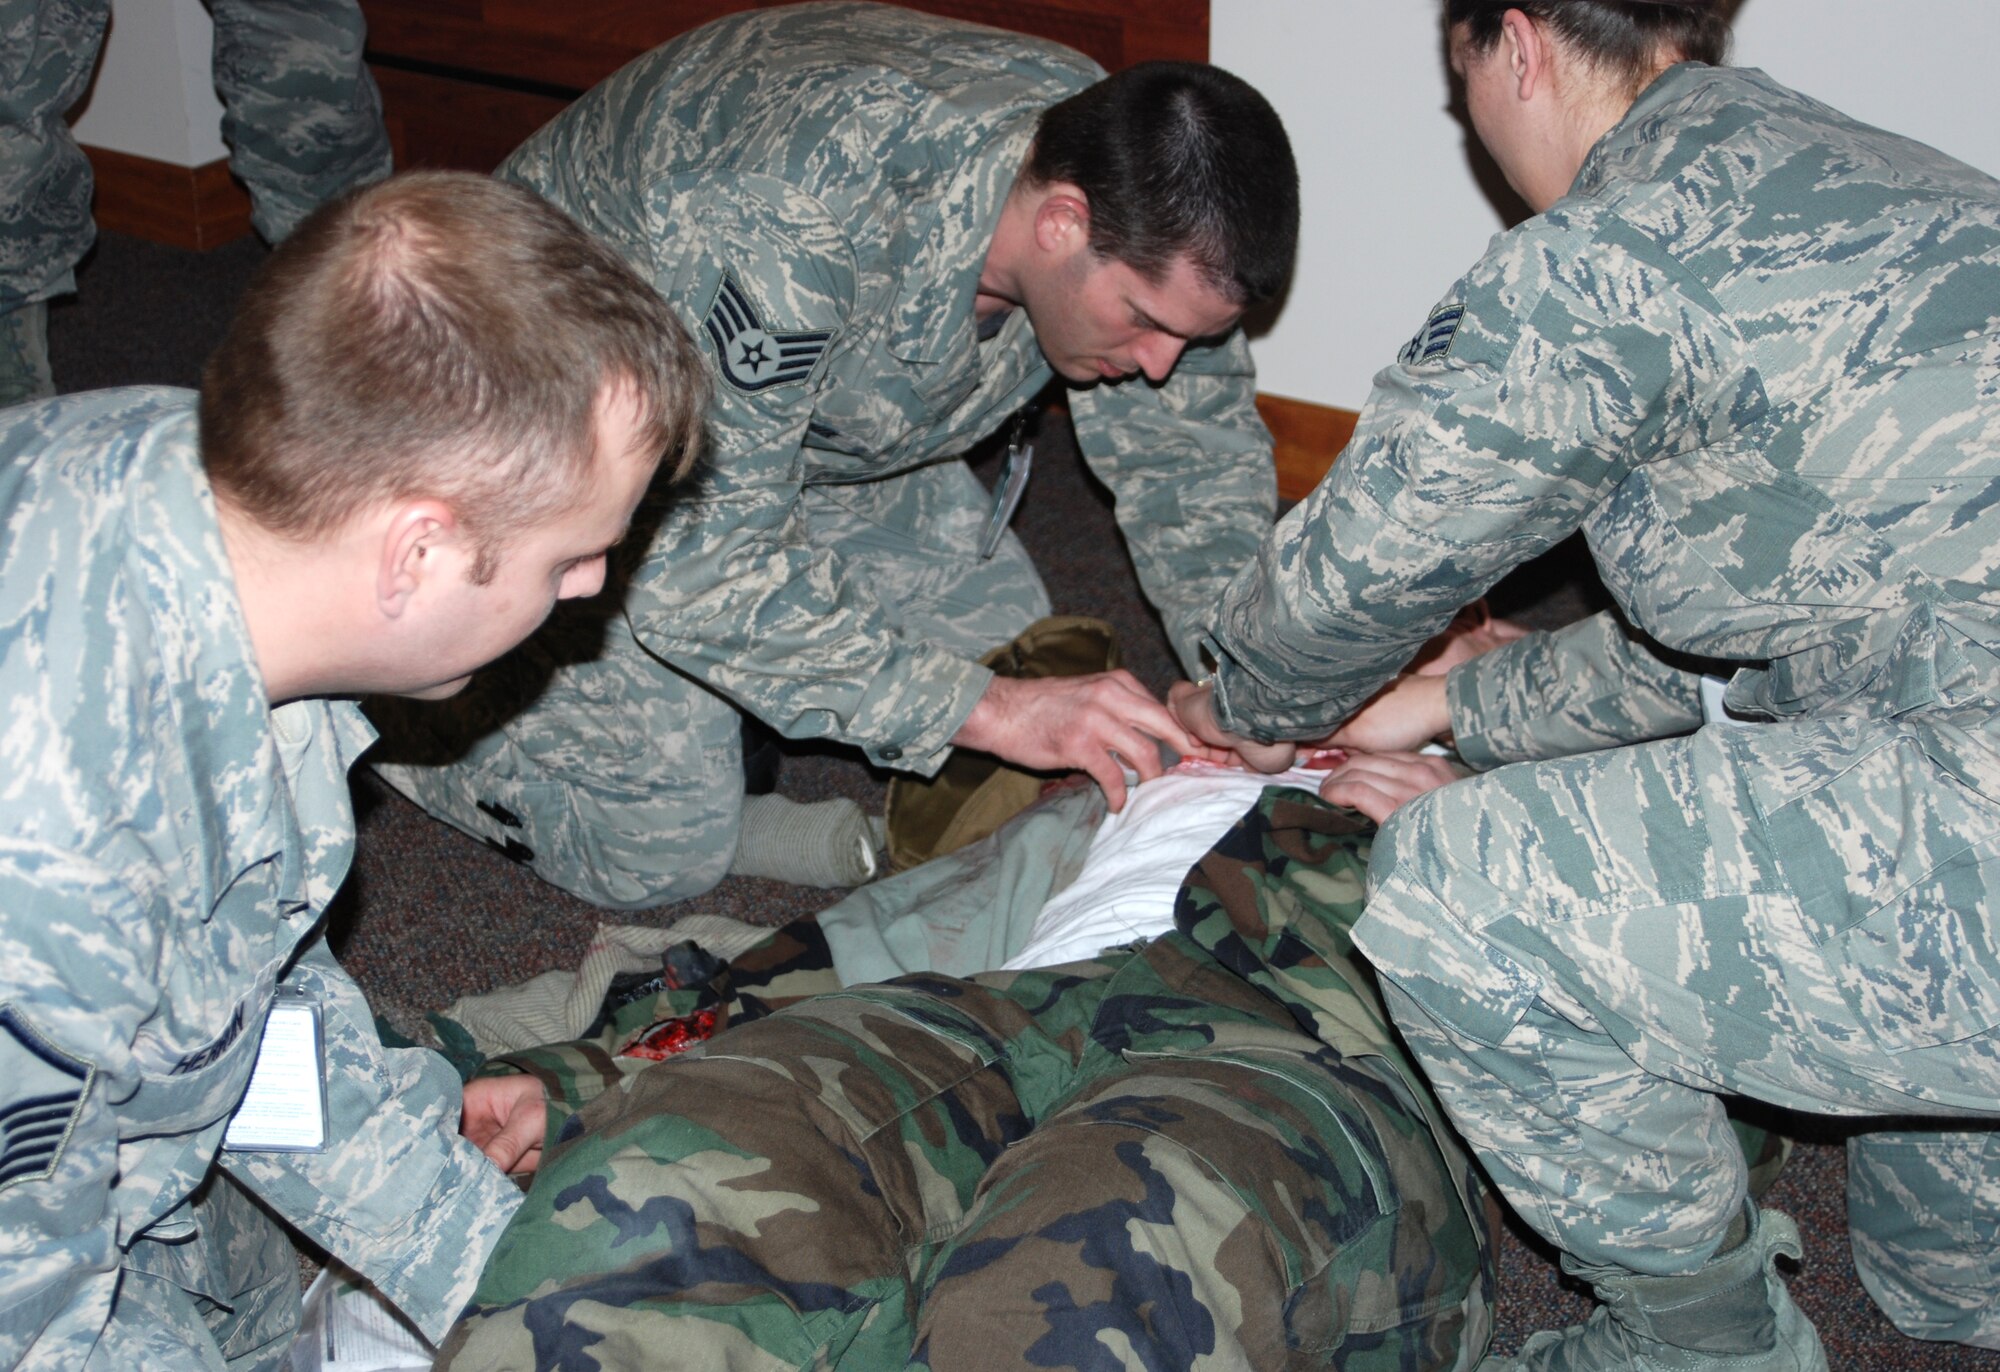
[1446,1,1731,94]
[1024,61,1299,307]
[201,172,707,580]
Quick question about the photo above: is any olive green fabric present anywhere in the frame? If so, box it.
[883,614,1119,871]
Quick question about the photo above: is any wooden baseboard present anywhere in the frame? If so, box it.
[82,146,254,252]
[1256,393,1357,503]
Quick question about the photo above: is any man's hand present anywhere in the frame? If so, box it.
[1317,750,1466,824]
[953,671,1199,811]
[461,1074,547,1176]
[1166,680,1297,774]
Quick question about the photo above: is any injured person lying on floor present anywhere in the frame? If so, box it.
[430,774,1499,1371]
[419,601,1791,1370]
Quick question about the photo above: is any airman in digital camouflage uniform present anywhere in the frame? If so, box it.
[369,1,1299,910]
[0,0,391,406]
[0,172,706,1369]
[435,791,1495,1372]
[1174,3,2000,1369]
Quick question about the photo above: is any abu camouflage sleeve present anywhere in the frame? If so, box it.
[621,176,991,771]
[0,851,139,1370]
[1445,609,1706,769]
[1207,216,1705,741]
[1070,331,1276,678]
[221,939,522,1343]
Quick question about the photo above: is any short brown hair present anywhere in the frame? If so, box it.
[1025,62,1298,307]
[200,172,706,577]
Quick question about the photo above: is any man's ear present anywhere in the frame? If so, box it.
[1032,184,1092,256]
[376,500,456,619]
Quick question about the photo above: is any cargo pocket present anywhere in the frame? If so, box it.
[1757,734,2000,1054]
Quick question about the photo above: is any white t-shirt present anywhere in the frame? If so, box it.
[1002,760,1332,971]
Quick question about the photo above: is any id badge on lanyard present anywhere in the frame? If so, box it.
[979,411,1034,559]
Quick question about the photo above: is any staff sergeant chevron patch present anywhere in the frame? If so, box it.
[704,275,835,392]
[0,1005,93,1191]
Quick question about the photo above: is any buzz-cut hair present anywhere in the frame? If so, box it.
[200,171,708,581]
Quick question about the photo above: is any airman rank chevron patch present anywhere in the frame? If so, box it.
[0,1005,92,1191]
[1399,303,1465,367]
[704,275,834,392]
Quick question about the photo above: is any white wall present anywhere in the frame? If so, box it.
[1215,0,2000,411]
[70,0,2000,413]
[69,0,226,166]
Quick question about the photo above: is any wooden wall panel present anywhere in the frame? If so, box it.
[86,4,1206,249]
[1256,394,1357,504]
[361,4,645,95]
[357,0,1208,173]
[373,66,572,175]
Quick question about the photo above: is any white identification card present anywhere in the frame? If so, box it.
[225,991,328,1152]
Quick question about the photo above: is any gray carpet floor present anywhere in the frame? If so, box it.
[48,227,1996,1367]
